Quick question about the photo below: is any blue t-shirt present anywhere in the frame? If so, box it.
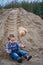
[5,42,21,52]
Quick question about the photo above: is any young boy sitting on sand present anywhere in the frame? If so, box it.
[5,34,32,63]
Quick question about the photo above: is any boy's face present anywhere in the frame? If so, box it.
[9,37,15,43]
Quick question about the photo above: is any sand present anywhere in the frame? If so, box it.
[0,8,43,65]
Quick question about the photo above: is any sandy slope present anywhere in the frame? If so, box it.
[0,8,43,65]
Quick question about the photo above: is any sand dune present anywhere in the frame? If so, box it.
[0,8,43,65]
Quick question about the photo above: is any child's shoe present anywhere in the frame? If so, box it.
[27,55,32,61]
[17,58,22,63]
[25,55,32,61]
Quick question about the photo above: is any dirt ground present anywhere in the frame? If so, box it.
[0,8,43,65]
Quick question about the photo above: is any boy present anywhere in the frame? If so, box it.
[5,34,32,63]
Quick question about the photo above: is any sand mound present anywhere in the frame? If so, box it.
[0,8,43,58]
[0,8,43,65]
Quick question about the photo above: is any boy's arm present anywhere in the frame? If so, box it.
[21,44,26,48]
[17,42,26,48]
[5,43,11,54]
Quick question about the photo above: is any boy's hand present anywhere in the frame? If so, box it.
[21,44,26,48]
[6,50,11,54]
